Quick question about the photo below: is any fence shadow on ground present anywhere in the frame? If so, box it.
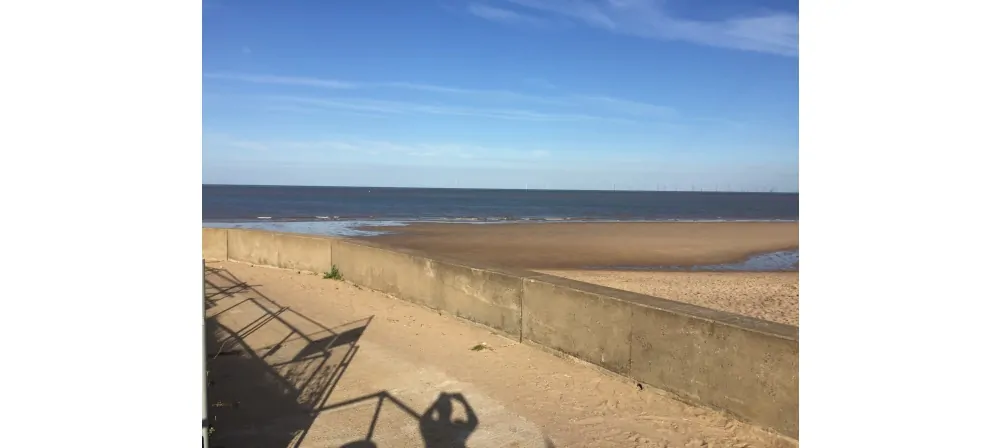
[205,265,547,448]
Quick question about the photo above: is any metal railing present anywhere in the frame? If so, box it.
[203,259,210,448]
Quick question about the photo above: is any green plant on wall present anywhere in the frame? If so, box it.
[323,265,343,280]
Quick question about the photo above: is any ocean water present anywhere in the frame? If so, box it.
[203,185,798,224]
[204,185,799,271]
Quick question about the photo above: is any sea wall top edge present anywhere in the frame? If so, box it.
[206,227,799,339]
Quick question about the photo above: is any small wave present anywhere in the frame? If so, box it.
[205,216,796,224]
[203,220,408,237]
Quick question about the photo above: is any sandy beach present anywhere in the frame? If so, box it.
[364,221,798,269]
[362,221,799,326]
[539,270,799,326]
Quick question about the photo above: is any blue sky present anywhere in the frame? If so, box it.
[203,0,799,191]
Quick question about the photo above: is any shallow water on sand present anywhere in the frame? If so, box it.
[202,220,407,237]
[584,250,799,272]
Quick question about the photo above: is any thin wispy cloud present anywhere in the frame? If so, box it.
[204,133,270,151]
[207,134,553,162]
[205,72,675,120]
[484,0,797,57]
[467,3,549,27]
[381,81,566,106]
[389,82,674,117]
[203,73,356,89]
[523,77,555,89]
[571,95,674,117]
[205,72,561,105]
[272,96,623,123]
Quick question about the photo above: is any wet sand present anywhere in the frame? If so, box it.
[362,221,799,326]
[362,221,798,270]
[539,270,799,326]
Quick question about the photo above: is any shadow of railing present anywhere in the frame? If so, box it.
[205,266,369,448]
[205,265,539,448]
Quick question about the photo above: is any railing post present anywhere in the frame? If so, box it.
[203,259,210,448]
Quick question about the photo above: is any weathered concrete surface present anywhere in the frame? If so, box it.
[207,228,798,438]
[226,228,276,266]
[331,238,523,339]
[227,229,332,274]
[274,233,332,274]
[521,275,633,375]
[630,302,799,439]
[202,228,228,261]
[432,260,523,340]
[204,261,795,448]
[331,239,441,308]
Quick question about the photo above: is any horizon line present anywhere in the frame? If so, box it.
[202,183,798,194]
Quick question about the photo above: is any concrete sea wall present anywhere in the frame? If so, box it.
[202,227,799,438]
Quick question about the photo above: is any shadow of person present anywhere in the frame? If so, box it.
[419,393,479,448]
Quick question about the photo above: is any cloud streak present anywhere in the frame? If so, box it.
[271,95,626,123]
[381,81,567,106]
[203,73,356,89]
[386,83,675,117]
[570,94,674,118]
[206,134,554,162]
[467,3,549,27]
[484,0,797,56]
[203,133,270,151]
[204,72,675,120]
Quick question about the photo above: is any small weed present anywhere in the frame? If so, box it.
[470,343,490,351]
[323,265,343,280]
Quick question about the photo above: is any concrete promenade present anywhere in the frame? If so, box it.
[205,261,794,448]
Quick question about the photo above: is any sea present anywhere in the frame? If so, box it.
[203,184,799,271]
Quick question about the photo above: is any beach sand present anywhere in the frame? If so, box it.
[362,221,800,326]
[363,221,798,269]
